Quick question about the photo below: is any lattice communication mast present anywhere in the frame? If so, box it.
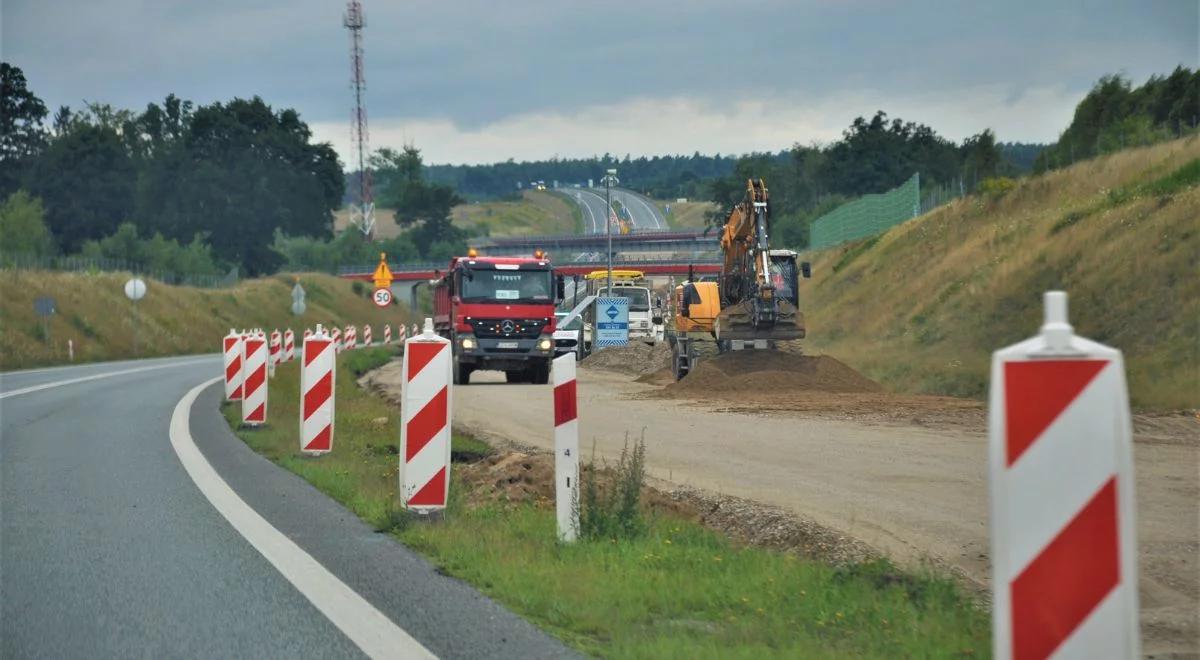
[344,0,375,237]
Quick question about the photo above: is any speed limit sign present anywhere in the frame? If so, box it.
[373,287,393,307]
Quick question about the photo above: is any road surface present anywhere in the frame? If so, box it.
[0,356,574,659]
[566,187,665,234]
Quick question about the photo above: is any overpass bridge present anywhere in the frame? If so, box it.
[337,255,721,283]
[473,228,716,257]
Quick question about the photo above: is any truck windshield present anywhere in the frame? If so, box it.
[599,287,650,312]
[461,269,553,303]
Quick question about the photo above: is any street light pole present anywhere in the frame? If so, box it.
[602,168,619,294]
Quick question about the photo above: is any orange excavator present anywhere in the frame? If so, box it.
[669,179,810,379]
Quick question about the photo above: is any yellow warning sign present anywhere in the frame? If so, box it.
[372,252,393,289]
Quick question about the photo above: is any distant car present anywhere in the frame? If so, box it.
[554,311,586,359]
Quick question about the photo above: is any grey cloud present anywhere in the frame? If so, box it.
[3,0,1196,147]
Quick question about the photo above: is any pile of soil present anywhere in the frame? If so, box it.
[660,351,882,398]
[580,342,672,377]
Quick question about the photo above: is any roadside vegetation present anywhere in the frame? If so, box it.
[804,136,1200,410]
[0,271,407,369]
[224,354,990,658]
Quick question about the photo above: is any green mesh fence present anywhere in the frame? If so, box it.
[809,174,921,249]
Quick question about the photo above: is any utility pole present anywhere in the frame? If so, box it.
[602,168,619,293]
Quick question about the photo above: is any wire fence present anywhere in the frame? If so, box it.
[809,174,921,249]
[0,252,237,288]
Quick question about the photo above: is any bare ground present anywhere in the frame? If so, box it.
[365,360,1200,656]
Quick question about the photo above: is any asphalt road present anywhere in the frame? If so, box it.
[566,187,665,234]
[0,356,575,659]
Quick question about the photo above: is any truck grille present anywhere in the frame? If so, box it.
[469,318,546,339]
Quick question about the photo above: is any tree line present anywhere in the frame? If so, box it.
[0,62,468,277]
[1034,66,1199,172]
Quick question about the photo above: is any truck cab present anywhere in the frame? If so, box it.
[434,251,560,384]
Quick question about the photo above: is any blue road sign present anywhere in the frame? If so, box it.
[594,297,629,348]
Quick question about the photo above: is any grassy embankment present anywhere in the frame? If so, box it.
[804,136,1200,410]
[452,190,580,237]
[225,350,988,658]
[0,271,408,370]
[665,200,719,229]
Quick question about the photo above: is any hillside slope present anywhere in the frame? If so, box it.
[0,272,410,370]
[802,137,1200,410]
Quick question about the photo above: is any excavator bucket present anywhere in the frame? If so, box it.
[714,299,805,342]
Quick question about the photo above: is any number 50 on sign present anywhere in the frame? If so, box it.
[373,287,392,307]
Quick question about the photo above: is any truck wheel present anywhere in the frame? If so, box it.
[531,362,550,385]
[453,355,472,385]
[504,370,527,384]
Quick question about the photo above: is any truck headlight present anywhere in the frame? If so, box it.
[538,337,552,351]
[461,337,476,350]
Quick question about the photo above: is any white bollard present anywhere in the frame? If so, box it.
[988,291,1139,660]
[241,331,268,425]
[284,328,295,362]
[399,318,452,512]
[300,324,336,455]
[553,352,579,542]
[223,328,244,401]
[68,339,74,361]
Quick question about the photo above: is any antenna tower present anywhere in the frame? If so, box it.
[344,0,375,237]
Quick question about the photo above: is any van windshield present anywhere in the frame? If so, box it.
[598,287,650,312]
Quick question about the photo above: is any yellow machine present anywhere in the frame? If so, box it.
[669,179,810,379]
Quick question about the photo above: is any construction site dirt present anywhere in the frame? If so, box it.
[364,356,1199,655]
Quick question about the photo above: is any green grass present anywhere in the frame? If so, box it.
[223,352,990,658]
[804,136,1200,410]
[452,191,578,237]
[0,270,411,370]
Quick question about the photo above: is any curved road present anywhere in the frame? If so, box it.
[565,187,666,234]
[0,356,573,658]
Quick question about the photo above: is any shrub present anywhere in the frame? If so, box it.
[579,433,647,541]
[979,176,1017,198]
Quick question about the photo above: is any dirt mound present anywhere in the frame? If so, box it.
[580,342,671,377]
[660,351,882,397]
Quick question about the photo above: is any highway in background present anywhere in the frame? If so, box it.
[565,187,666,234]
[0,357,572,658]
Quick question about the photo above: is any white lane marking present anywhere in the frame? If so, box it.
[0,358,216,400]
[631,194,663,230]
[577,194,598,233]
[170,378,436,660]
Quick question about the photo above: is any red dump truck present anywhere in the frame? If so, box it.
[433,249,562,385]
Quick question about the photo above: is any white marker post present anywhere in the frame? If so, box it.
[988,291,1139,660]
[552,353,579,542]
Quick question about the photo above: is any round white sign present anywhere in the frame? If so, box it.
[124,278,147,301]
[372,287,392,307]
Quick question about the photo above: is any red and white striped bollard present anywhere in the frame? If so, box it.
[269,329,282,377]
[383,324,392,345]
[345,325,357,350]
[399,319,452,512]
[331,327,342,353]
[223,328,244,401]
[363,324,372,346]
[989,291,1139,660]
[241,331,268,425]
[300,325,336,455]
[284,328,295,362]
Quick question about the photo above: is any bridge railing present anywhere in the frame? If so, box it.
[336,254,721,276]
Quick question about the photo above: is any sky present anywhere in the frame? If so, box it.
[3,1,1197,166]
